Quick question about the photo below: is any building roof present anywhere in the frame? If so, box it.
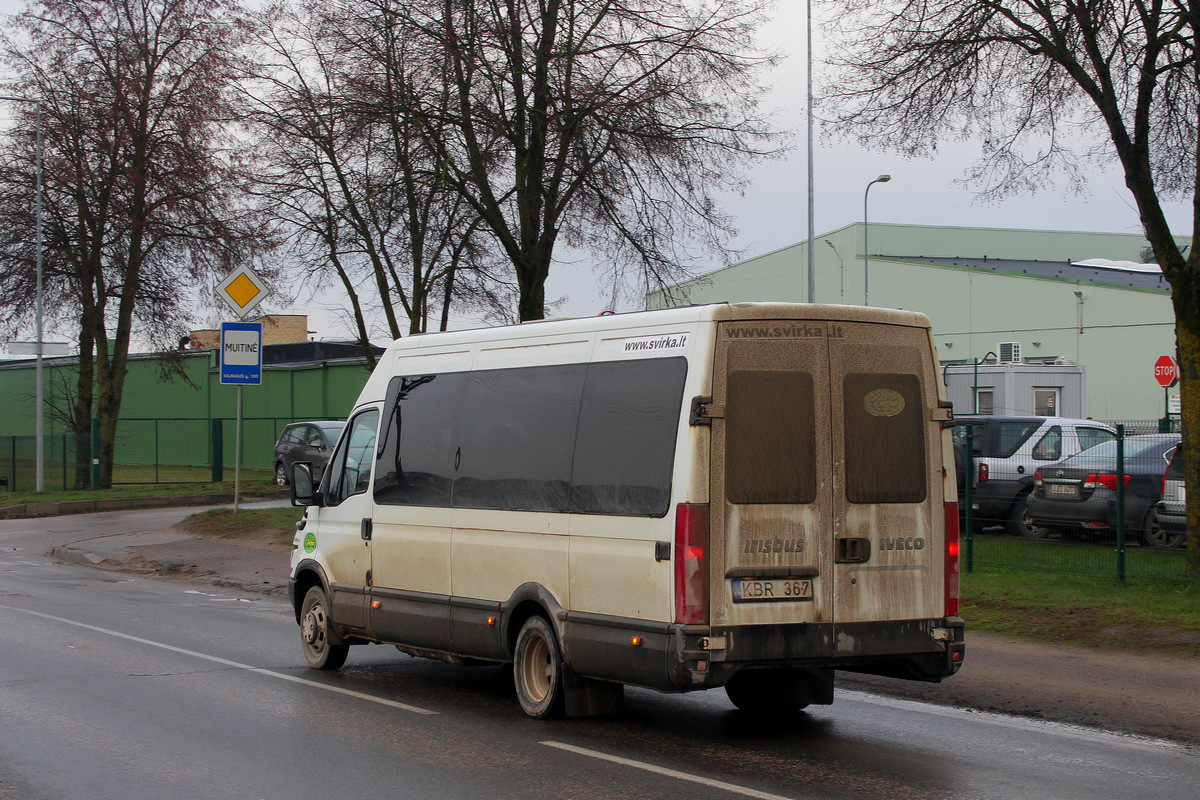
[911,256,1172,291]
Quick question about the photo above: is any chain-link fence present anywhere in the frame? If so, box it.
[959,419,1190,583]
[0,417,309,490]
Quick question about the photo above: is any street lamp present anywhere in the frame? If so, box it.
[863,174,891,306]
[1,95,45,491]
[824,239,844,302]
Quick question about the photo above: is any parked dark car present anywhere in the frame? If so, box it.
[1027,434,1180,544]
[951,416,1116,537]
[273,421,345,485]
[1150,446,1187,549]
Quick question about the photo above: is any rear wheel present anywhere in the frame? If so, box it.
[1142,509,1185,549]
[513,616,564,719]
[1009,493,1049,538]
[725,670,812,714]
[300,586,349,670]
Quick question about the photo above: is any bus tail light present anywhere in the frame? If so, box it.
[944,502,960,617]
[674,503,709,624]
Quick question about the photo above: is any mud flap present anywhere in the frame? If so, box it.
[563,668,625,717]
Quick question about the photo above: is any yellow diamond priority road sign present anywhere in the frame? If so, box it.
[215,265,269,318]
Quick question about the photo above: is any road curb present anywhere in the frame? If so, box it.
[49,544,108,566]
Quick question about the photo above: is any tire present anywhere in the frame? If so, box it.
[512,616,564,719]
[1142,509,1185,549]
[725,670,810,714]
[1009,493,1050,538]
[275,462,289,486]
[300,586,349,670]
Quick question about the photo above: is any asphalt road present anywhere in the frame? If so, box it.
[2,514,1198,799]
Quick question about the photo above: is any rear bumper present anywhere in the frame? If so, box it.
[968,480,1024,521]
[1156,501,1186,533]
[563,613,965,693]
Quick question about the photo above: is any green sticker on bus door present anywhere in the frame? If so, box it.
[303,532,317,553]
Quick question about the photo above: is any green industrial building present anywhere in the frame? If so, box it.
[651,223,1179,421]
[0,341,376,489]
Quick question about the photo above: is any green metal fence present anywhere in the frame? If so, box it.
[0,417,311,490]
[3,414,1196,584]
[962,420,1192,584]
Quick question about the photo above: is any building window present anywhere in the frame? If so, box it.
[1034,388,1059,417]
[976,389,994,415]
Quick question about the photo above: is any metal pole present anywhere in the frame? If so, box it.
[805,0,815,304]
[234,385,242,512]
[964,424,974,573]
[863,174,890,306]
[1115,424,1126,583]
[34,102,43,492]
[1,96,46,491]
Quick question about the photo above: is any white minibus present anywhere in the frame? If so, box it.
[289,302,964,718]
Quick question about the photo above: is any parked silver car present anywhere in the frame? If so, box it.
[952,416,1117,537]
[273,421,345,486]
[1151,446,1187,548]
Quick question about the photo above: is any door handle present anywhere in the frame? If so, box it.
[361,518,373,541]
[835,537,871,564]
[454,447,461,471]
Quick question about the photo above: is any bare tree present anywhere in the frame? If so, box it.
[247,0,494,359]
[395,0,780,321]
[0,0,272,488]
[823,0,1200,572]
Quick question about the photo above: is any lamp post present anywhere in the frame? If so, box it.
[824,239,844,302]
[1,95,45,491]
[863,174,891,306]
[805,0,815,303]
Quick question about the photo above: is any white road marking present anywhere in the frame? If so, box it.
[5,606,438,715]
[838,690,1185,752]
[542,741,798,800]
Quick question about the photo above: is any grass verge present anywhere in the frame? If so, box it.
[962,568,1200,655]
[177,507,301,547]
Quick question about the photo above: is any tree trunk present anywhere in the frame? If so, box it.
[1173,271,1200,576]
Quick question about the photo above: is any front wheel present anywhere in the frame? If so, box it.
[1009,493,1050,538]
[300,586,349,670]
[512,616,564,719]
[275,462,289,486]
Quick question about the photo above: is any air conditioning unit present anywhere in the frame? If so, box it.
[998,342,1022,363]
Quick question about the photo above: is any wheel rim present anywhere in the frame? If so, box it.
[1017,499,1049,538]
[519,631,552,704]
[302,601,329,657]
[1144,512,1179,548]
[275,464,287,485]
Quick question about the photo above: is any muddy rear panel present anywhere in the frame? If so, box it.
[708,314,944,647]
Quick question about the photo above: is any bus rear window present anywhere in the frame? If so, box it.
[725,370,817,504]
[844,373,926,503]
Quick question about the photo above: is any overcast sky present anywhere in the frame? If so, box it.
[534,3,1190,331]
[2,1,1190,345]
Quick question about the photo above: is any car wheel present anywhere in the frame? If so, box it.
[1008,493,1049,538]
[512,616,564,719]
[1142,509,1185,549]
[300,586,349,670]
[275,462,289,486]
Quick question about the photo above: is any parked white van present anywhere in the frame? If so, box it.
[288,302,964,718]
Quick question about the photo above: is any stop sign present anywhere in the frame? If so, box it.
[1154,355,1179,387]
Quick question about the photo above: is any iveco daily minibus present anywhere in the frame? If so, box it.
[288,302,965,718]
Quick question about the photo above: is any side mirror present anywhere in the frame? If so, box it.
[291,462,321,507]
